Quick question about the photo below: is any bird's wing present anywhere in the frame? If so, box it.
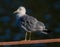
[20,15,38,31]
[26,16,46,31]
[20,15,47,33]
[26,16,47,31]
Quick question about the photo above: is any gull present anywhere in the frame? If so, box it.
[13,6,47,40]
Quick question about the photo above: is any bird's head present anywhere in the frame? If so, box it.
[14,6,26,16]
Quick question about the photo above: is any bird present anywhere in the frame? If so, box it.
[13,6,48,40]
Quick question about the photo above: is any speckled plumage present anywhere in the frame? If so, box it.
[16,14,47,34]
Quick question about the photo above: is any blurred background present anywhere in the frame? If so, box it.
[0,0,60,47]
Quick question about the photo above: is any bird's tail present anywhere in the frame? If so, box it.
[41,31,48,34]
[40,29,48,34]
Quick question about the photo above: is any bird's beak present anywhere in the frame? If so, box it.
[13,11,17,13]
[13,9,19,13]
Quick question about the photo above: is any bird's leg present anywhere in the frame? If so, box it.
[25,32,27,41]
[29,31,31,40]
